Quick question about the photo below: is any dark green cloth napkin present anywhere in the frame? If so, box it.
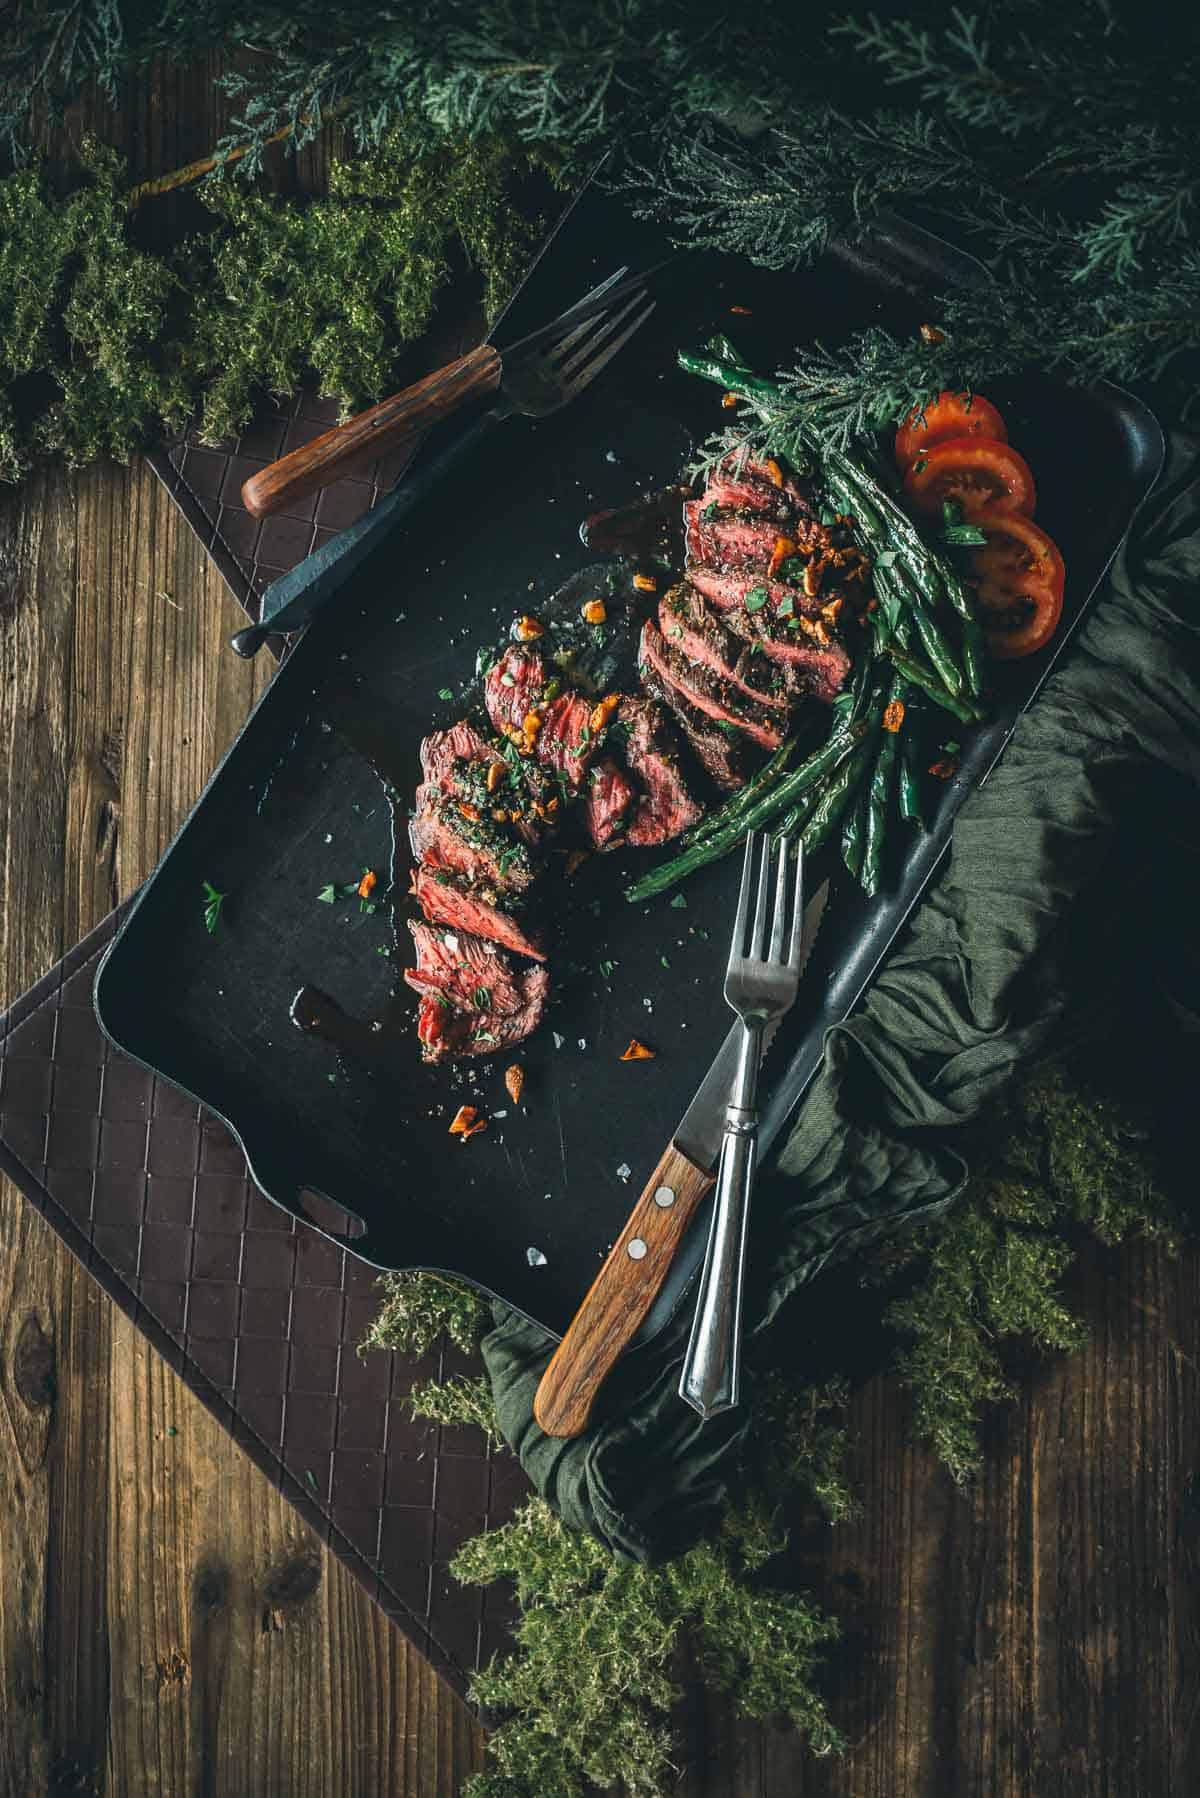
[482,429,1200,1563]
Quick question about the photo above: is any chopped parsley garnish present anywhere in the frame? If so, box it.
[497,846,522,876]
[660,955,670,968]
[776,593,795,619]
[701,501,721,521]
[743,585,769,613]
[202,881,226,934]
[500,671,517,687]
[472,986,492,1009]
[599,959,615,978]
[669,894,688,909]
[437,686,454,701]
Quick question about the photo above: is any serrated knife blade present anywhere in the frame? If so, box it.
[672,877,829,1171]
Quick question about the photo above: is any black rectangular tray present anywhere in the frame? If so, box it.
[95,186,1164,1341]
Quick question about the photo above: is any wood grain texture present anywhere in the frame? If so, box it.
[534,1142,714,1437]
[239,344,503,517]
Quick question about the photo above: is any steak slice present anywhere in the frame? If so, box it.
[419,721,504,794]
[639,664,748,792]
[410,866,547,962]
[412,958,550,1064]
[716,607,853,702]
[583,757,637,850]
[638,619,784,751]
[658,585,791,711]
[684,499,780,572]
[536,690,602,786]
[404,921,532,1017]
[687,562,827,623]
[484,645,548,736]
[409,793,538,892]
[618,697,704,845]
[716,450,812,511]
[484,645,600,787]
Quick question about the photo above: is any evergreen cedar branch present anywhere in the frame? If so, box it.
[3,1,1200,478]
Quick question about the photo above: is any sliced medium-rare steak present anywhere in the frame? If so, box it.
[638,663,748,792]
[687,562,827,623]
[419,721,504,795]
[411,866,546,963]
[414,968,549,1063]
[534,690,602,786]
[658,585,790,711]
[714,605,852,702]
[409,793,538,892]
[638,618,784,751]
[583,757,636,850]
[484,645,602,788]
[684,499,782,572]
[484,644,547,737]
[406,917,551,1064]
[404,921,533,1017]
[618,697,704,845]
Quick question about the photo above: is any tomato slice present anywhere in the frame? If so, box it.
[894,390,1008,470]
[904,436,1036,520]
[967,511,1066,659]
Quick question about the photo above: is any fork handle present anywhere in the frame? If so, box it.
[679,1110,757,1417]
[239,343,503,519]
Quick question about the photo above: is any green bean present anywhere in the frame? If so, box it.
[898,706,925,826]
[861,676,905,896]
[801,738,873,851]
[885,649,985,724]
[841,786,868,881]
[959,611,988,702]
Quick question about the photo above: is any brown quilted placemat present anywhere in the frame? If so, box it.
[0,370,528,1706]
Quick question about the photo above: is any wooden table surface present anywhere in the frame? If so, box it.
[2,69,1198,1798]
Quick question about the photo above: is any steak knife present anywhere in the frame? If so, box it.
[533,879,829,1439]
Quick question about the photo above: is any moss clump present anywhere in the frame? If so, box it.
[361,1268,489,1357]
[453,1381,850,1796]
[408,1373,499,1441]
[0,128,543,477]
[878,1054,1177,1482]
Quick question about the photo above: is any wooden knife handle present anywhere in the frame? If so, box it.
[239,343,503,519]
[533,1143,715,1439]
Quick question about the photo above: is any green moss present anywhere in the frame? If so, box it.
[454,1382,850,1796]
[879,1053,1177,1482]
[361,1269,489,1357]
[408,1373,498,1441]
[0,128,543,478]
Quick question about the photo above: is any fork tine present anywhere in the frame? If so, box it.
[729,832,757,963]
[553,288,648,380]
[749,830,772,959]
[768,834,791,963]
[560,300,656,400]
[788,837,806,968]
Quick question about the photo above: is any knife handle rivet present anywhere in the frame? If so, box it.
[628,1238,648,1260]
[653,1186,676,1208]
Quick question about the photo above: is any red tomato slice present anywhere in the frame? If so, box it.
[894,390,1008,470]
[904,436,1036,520]
[967,511,1066,659]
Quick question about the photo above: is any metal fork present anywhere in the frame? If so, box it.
[230,269,658,656]
[679,831,806,1419]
